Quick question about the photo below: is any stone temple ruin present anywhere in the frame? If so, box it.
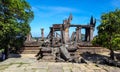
[46,14,95,47]
[22,14,109,62]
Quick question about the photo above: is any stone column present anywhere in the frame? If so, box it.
[79,27,82,41]
[41,28,44,40]
[50,27,54,47]
[52,28,55,47]
[64,27,69,43]
[26,33,31,42]
[85,28,87,41]
[76,27,79,42]
[63,20,70,44]
[71,32,75,41]
[50,27,52,46]
[90,27,94,41]
[60,27,64,44]
[85,28,89,41]
[87,29,90,41]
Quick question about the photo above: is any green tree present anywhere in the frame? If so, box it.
[92,9,120,60]
[0,0,34,59]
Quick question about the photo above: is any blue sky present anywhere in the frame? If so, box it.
[27,0,120,37]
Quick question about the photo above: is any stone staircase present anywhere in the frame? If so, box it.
[20,45,55,61]
[20,42,40,54]
[20,41,110,62]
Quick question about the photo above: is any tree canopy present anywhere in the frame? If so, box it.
[0,0,34,59]
[92,9,120,60]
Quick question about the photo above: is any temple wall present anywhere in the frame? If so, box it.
[77,47,109,54]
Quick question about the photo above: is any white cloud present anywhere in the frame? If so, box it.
[39,6,79,12]
[31,6,80,18]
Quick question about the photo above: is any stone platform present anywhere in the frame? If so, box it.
[0,58,120,72]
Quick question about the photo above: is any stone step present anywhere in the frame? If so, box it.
[21,50,52,55]
[77,47,109,53]
[21,50,39,54]
[21,47,40,50]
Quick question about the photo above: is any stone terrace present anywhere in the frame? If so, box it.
[0,58,120,72]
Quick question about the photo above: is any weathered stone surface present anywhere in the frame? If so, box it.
[0,58,120,72]
[71,67,82,72]
[48,63,63,72]
[59,46,71,61]
[35,69,47,72]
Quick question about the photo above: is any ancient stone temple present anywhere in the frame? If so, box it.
[20,14,109,62]
[70,16,96,42]
[47,14,96,47]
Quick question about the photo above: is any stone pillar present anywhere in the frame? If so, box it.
[85,28,89,41]
[27,33,31,41]
[87,29,90,41]
[79,27,82,41]
[41,28,44,40]
[76,27,79,42]
[90,27,94,41]
[71,32,75,41]
[50,27,54,47]
[52,28,55,47]
[60,27,64,44]
[85,28,87,41]
[50,27,52,46]
[63,19,70,44]
[64,28,69,43]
